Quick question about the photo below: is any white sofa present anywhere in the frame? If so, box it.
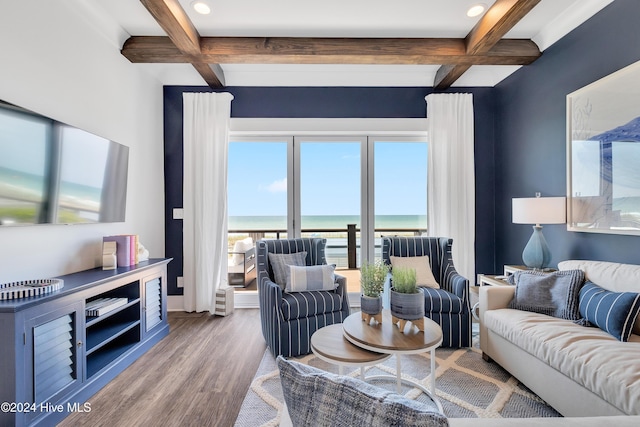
[480,260,640,418]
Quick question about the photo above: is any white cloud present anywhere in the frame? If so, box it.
[260,178,287,193]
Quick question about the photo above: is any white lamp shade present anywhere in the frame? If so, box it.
[512,197,566,225]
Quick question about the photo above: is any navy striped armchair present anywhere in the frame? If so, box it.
[382,236,471,348]
[257,238,350,357]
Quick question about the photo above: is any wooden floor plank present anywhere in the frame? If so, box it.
[60,309,266,427]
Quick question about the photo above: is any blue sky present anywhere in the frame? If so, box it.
[227,140,427,217]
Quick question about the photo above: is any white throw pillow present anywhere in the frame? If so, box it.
[390,256,439,289]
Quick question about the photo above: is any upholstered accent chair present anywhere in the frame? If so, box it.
[257,238,350,357]
[382,236,471,348]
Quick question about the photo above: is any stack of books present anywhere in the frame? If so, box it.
[86,297,128,317]
[102,235,139,267]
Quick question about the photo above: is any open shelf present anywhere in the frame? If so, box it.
[84,280,143,378]
[85,298,140,327]
[86,319,140,355]
[86,334,139,378]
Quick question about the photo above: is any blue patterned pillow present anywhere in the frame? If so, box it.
[508,269,585,321]
[285,264,336,292]
[277,356,448,427]
[579,281,640,342]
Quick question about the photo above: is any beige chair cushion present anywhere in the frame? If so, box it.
[390,255,439,289]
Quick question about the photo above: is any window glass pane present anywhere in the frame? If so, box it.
[228,141,288,252]
[374,141,428,260]
[299,141,361,269]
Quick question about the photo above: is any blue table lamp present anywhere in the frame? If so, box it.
[512,193,566,269]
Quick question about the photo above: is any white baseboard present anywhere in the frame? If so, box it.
[167,295,184,311]
[168,290,360,312]
[348,292,360,307]
[234,290,259,308]
[167,292,260,310]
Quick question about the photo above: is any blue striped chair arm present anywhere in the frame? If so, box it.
[334,274,350,312]
[443,271,469,311]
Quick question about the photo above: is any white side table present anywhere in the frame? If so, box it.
[470,274,513,320]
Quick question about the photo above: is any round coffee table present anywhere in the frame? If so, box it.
[310,324,391,379]
[342,310,443,405]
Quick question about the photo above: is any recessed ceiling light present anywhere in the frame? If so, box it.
[467,3,487,18]
[191,1,211,15]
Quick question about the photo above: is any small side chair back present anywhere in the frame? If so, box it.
[382,236,471,348]
[257,238,350,357]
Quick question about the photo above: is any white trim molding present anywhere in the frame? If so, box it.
[532,0,615,51]
[230,118,428,136]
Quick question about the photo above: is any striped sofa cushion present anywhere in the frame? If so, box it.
[579,281,640,342]
[281,291,344,321]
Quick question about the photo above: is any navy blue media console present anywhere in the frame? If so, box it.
[0,258,171,426]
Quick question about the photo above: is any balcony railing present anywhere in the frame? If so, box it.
[229,224,426,268]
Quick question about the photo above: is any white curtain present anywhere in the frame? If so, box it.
[183,92,234,314]
[425,93,475,283]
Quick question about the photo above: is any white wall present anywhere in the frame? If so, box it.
[0,0,165,282]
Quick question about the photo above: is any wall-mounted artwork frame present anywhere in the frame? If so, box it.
[567,59,640,236]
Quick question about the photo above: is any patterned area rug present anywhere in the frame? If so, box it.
[234,340,560,426]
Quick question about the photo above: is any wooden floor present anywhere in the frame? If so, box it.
[60,309,266,427]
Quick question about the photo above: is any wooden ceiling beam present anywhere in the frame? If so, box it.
[434,0,541,89]
[434,64,471,89]
[122,36,540,65]
[139,0,225,87]
[466,0,541,55]
[192,63,226,87]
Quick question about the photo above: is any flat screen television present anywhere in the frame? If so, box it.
[0,100,129,226]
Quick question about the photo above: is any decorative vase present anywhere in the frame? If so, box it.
[390,289,425,333]
[360,294,382,325]
[522,225,551,269]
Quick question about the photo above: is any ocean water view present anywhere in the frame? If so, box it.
[228,215,427,267]
[229,214,427,231]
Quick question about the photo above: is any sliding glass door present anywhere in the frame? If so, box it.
[227,135,428,291]
[295,138,365,269]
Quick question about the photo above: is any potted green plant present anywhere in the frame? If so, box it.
[390,266,425,332]
[360,260,388,324]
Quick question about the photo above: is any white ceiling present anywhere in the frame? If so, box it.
[86,0,614,87]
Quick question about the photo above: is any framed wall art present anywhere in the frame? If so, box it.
[567,60,640,235]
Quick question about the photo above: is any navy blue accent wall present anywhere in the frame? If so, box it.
[495,0,640,269]
[164,87,496,295]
